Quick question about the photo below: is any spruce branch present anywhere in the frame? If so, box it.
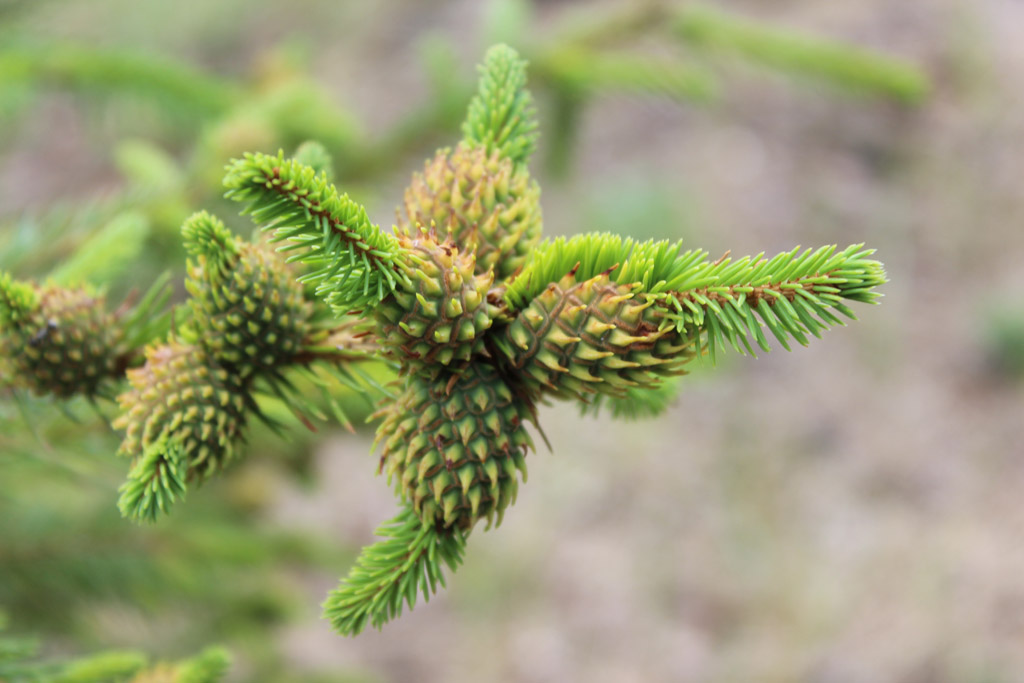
[537,46,718,103]
[323,505,467,636]
[659,244,886,362]
[180,209,385,427]
[461,44,539,167]
[111,217,391,521]
[12,38,892,638]
[223,151,408,314]
[505,235,886,366]
[675,4,929,103]
[172,646,231,683]
[0,43,239,117]
[210,43,888,636]
[0,613,230,683]
[47,650,149,682]
[114,340,249,522]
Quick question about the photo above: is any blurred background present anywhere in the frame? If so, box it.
[2,0,1023,681]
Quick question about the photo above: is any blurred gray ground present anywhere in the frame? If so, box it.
[4,0,1024,681]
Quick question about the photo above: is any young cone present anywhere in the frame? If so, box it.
[375,362,534,529]
[401,143,542,281]
[374,229,496,367]
[114,341,248,482]
[183,212,312,377]
[496,272,696,401]
[0,275,124,399]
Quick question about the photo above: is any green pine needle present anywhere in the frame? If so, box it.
[461,44,539,166]
[0,43,239,116]
[323,506,467,636]
[0,620,228,683]
[505,233,699,308]
[223,151,408,314]
[116,271,173,351]
[117,438,188,523]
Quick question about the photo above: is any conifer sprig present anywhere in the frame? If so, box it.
[504,233,696,308]
[223,151,408,314]
[660,244,886,361]
[117,437,188,523]
[115,272,173,352]
[322,506,467,636]
[113,216,388,523]
[113,340,249,523]
[461,44,539,166]
[0,271,37,328]
[674,5,929,103]
[181,210,240,271]
[538,47,718,102]
[505,234,886,363]
[173,646,232,683]
[82,42,888,637]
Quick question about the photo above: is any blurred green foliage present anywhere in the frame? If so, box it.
[982,307,1024,381]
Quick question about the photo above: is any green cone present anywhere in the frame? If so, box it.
[375,229,496,367]
[0,275,123,398]
[496,273,696,401]
[401,143,542,281]
[183,212,312,377]
[114,341,248,482]
[375,362,535,529]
